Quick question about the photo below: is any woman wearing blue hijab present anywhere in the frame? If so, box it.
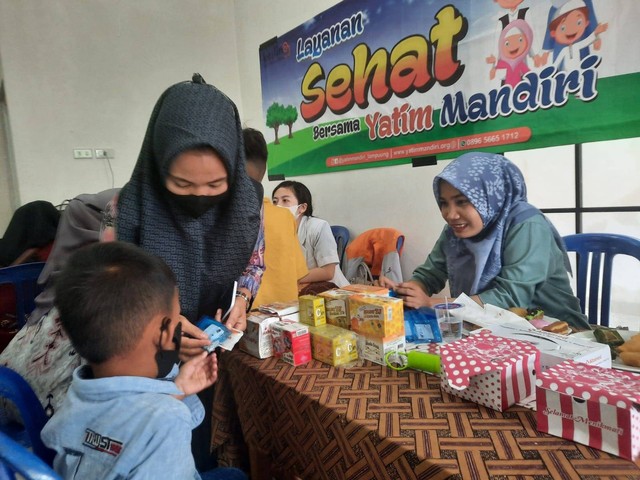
[381,152,589,331]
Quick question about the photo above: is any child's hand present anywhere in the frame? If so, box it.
[174,351,218,397]
[179,317,211,361]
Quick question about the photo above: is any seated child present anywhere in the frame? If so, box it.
[41,241,246,480]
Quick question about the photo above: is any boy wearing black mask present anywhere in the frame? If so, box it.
[42,241,246,480]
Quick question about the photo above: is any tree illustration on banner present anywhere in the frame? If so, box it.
[266,103,298,144]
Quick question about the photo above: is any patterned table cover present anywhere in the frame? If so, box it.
[211,350,640,480]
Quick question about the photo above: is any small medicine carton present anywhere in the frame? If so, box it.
[342,284,390,296]
[318,289,353,329]
[239,312,280,359]
[349,294,404,338]
[440,331,540,412]
[536,360,640,462]
[356,333,406,366]
[298,295,326,327]
[271,321,312,367]
[308,324,358,366]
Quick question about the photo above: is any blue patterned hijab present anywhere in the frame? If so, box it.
[433,152,569,296]
[117,77,260,322]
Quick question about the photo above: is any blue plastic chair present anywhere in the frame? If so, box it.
[330,225,350,272]
[0,431,60,480]
[0,262,46,328]
[0,367,54,467]
[563,233,640,327]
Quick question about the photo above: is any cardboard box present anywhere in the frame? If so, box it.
[342,284,390,296]
[298,295,326,327]
[440,331,539,411]
[271,321,312,366]
[239,312,280,359]
[308,324,358,366]
[478,323,612,370]
[356,333,405,366]
[349,295,404,338]
[536,360,640,461]
[318,289,353,329]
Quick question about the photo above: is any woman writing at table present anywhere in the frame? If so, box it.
[379,152,590,332]
[272,180,349,291]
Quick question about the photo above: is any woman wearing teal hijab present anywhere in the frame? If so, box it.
[381,152,589,331]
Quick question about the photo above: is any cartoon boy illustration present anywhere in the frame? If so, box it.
[489,19,534,88]
[543,0,608,71]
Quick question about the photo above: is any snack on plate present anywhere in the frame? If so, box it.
[593,327,625,347]
[619,351,640,367]
[541,320,571,335]
[509,307,545,321]
[617,334,640,353]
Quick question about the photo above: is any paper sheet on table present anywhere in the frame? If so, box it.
[453,293,534,331]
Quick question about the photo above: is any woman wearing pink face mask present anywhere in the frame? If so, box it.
[272,181,349,290]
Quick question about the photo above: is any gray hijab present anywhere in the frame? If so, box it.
[28,189,119,326]
[116,76,260,323]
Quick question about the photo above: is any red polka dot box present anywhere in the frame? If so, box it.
[440,331,539,412]
[536,360,640,462]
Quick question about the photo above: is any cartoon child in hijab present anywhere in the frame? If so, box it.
[489,19,534,88]
[542,0,608,71]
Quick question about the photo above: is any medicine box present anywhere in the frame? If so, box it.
[318,289,353,329]
[440,331,539,412]
[349,294,404,338]
[342,284,390,296]
[536,360,640,462]
[239,312,280,359]
[271,321,312,367]
[356,333,405,366]
[308,324,358,366]
[298,295,326,327]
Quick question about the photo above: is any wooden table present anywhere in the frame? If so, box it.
[211,350,640,480]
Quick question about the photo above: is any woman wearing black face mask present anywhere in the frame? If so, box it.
[102,75,264,471]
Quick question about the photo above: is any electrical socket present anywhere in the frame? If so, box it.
[73,149,93,159]
[95,149,115,159]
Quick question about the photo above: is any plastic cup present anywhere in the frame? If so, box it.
[434,302,464,343]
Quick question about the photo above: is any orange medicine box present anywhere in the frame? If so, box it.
[271,321,311,366]
[308,324,358,366]
[318,289,353,329]
[298,295,326,327]
[349,294,404,338]
[342,284,390,296]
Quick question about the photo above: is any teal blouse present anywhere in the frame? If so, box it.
[412,215,590,331]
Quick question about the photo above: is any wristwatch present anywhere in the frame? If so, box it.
[235,291,252,312]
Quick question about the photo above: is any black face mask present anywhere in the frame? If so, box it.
[165,191,229,218]
[156,320,182,379]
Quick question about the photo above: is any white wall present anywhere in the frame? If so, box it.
[0,0,638,326]
[0,0,242,207]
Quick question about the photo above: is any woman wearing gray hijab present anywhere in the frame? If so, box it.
[102,74,264,471]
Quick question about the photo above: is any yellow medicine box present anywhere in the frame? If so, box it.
[318,289,353,329]
[298,295,326,327]
[308,324,358,366]
[349,294,404,338]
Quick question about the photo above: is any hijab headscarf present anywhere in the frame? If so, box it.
[116,75,261,323]
[433,152,570,296]
[28,189,119,326]
[0,201,60,267]
[498,19,533,69]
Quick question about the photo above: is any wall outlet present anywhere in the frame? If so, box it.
[95,149,115,159]
[73,149,93,159]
